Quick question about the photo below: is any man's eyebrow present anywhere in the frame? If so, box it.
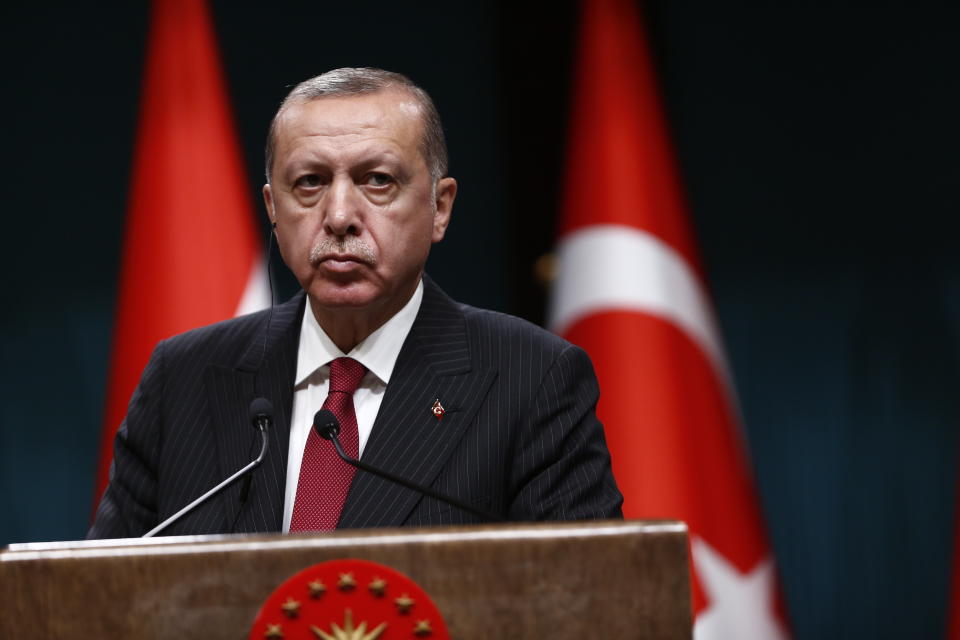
[355,153,402,168]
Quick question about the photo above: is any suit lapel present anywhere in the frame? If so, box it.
[204,293,304,533]
[338,278,497,529]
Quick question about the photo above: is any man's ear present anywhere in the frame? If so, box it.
[263,184,276,228]
[432,177,457,243]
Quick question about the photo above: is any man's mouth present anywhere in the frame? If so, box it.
[315,254,368,272]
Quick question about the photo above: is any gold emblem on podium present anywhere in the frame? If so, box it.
[250,559,449,640]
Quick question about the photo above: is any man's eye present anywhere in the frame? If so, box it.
[296,174,321,188]
[367,172,393,187]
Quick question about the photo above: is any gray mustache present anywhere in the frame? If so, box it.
[309,237,377,266]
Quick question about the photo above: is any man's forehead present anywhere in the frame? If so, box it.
[270,90,431,178]
[278,90,423,136]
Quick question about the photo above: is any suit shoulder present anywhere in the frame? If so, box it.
[157,293,303,365]
[457,302,579,362]
[159,308,269,357]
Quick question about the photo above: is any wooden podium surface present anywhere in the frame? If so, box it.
[1,519,691,639]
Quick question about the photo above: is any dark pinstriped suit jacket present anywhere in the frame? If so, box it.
[89,277,623,538]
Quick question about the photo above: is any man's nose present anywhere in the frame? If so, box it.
[323,176,362,237]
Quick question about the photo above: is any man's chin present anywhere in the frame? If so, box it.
[305,281,381,310]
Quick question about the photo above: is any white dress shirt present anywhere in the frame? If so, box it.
[281,280,424,532]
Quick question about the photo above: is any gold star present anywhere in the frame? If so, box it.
[368,577,387,597]
[338,572,356,591]
[280,597,300,618]
[264,623,284,639]
[394,593,415,614]
[308,580,327,598]
[413,619,433,636]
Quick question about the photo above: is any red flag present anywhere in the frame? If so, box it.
[95,0,268,499]
[548,0,788,637]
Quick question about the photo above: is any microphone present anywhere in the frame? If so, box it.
[312,409,504,523]
[238,398,273,504]
[142,398,273,538]
[249,397,274,432]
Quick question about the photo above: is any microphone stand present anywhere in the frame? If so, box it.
[143,426,269,538]
[325,431,504,523]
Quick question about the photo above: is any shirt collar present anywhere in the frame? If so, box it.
[295,279,424,387]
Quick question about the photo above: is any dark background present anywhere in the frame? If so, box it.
[2,2,958,638]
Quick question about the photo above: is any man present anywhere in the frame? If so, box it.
[89,68,622,538]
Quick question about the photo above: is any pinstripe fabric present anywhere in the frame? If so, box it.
[89,276,622,539]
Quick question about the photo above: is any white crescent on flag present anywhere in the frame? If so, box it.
[548,224,730,384]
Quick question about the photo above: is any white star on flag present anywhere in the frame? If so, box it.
[692,536,789,640]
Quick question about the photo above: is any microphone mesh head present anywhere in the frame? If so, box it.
[312,409,340,439]
[249,397,274,424]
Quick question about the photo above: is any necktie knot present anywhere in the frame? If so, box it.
[328,357,366,394]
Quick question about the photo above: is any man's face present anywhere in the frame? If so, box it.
[264,90,455,325]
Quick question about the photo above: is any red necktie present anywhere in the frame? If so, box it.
[289,357,366,532]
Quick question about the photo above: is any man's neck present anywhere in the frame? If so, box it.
[309,279,421,353]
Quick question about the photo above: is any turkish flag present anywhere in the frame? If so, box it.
[95,0,268,500]
[547,0,789,637]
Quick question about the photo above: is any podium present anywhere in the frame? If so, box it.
[1,520,691,638]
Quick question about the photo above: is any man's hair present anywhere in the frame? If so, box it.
[264,67,448,183]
